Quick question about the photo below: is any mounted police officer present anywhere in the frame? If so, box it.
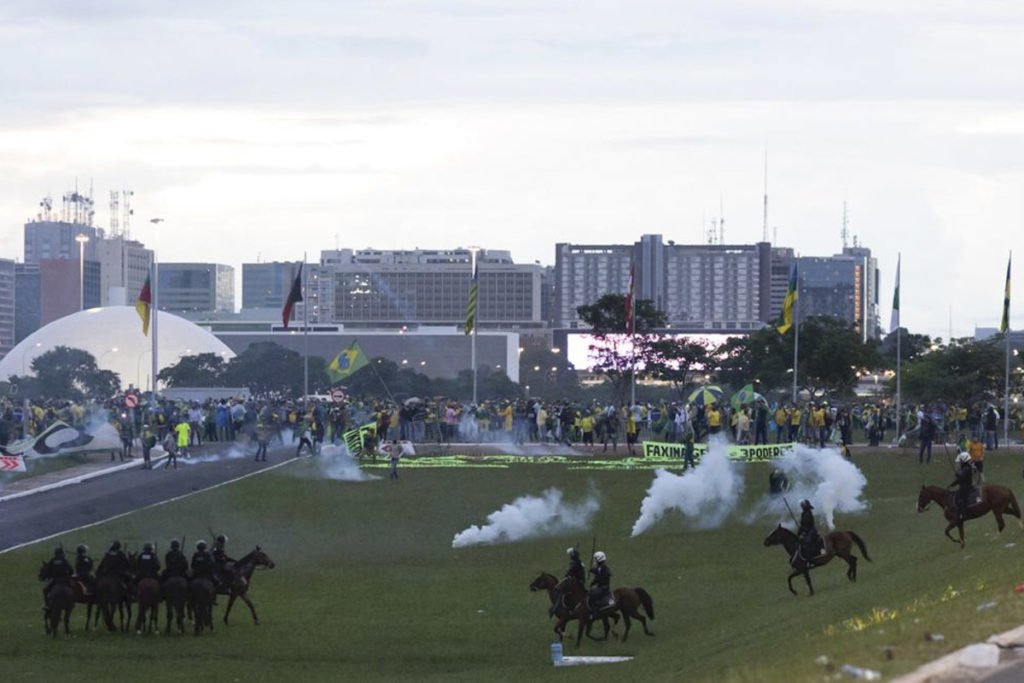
[73,544,96,595]
[211,534,236,590]
[549,547,587,617]
[796,500,823,562]
[162,539,189,581]
[190,540,215,581]
[588,551,613,620]
[951,451,975,522]
[135,542,161,581]
[40,546,73,614]
[97,540,130,580]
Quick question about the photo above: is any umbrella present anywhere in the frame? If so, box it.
[688,385,724,407]
[730,383,766,411]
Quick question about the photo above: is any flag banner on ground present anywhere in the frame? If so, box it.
[641,441,795,463]
[342,422,378,455]
[465,256,479,335]
[136,273,152,336]
[625,261,635,335]
[0,454,27,472]
[1001,253,1012,333]
[0,421,121,459]
[282,262,304,329]
[327,341,369,383]
[776,263,798,334]
[890,254,901,333]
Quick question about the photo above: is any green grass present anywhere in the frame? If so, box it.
[4,449,1024,681]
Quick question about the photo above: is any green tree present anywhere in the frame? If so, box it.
[158,352,228,388]
[519,347,581,400]
[28,346,121,400]
[877,328,932,367]
[645,338,712,399]
[222,342,329,397]
[900,336,1014,403]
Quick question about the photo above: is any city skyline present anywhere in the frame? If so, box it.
[1,2,1022,339]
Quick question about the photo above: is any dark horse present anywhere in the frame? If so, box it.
[554,576,655,647]
[222,546,276,625]
[189,577,215,636]
[162,575,188,635]
[38,564,75,638]
[71,579,101,631]
[917,484,1023,548]
[134,577,161,635]
[96,574,131,632]
[763,524,871,596]
[529,572,619,641]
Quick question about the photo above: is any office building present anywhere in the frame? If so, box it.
[14,264,40,344]
[157,263,235,314]
[97,236,153,306]
[798,247,880,340]
[39,259,101,325]
[0,259,14,361]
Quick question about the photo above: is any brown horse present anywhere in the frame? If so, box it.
[44,581,75,637]
[162,575,188,635]
[134,578,161,635]
[189,577,215,636]
[763,524,871,596]
[555,576,655,647]
[96,574,131,632]
[222,546,276,625]
[917,484,1023,547]
[528,572,619,641]
[71,579,101,631]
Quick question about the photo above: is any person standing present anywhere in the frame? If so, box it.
[254,420,269,462]
[295,422,315,457]
[918,415,935,464]
[174,419,191,459]
[141,425,157,470]
[162,429,178,470]
[387,440,400,480]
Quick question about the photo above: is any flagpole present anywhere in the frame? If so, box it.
[151,253,159,396]
[1005,250,1012,447]
[303,252,309,412]
[792,271,800,405]
[894,253,902,440]
[470,247,479,406]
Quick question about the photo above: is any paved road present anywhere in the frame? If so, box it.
[0,445,296,552]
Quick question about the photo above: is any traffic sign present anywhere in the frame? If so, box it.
[125,394,139,409]
[330,388,347,403]
[0,455,26,472]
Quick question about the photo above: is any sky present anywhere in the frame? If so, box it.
[0,0,1022,339]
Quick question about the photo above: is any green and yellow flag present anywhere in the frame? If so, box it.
[776,263,799,334]
[465,256,479,335]
[327,341,369,383]
[1000,253,1012,333]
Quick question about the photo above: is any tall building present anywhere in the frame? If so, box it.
[14,264,39,344]
[23,221,99,265]
[242,261,299,311]
[39,259,101,325]
[797,247,880,341]
[157,263,235,314]
[97,236,153,306]
[0,259,14,362]
[553,243,634,329]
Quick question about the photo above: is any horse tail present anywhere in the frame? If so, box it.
[848,531,872,562]
[635,587,655,620]
[1006,489,1022,519]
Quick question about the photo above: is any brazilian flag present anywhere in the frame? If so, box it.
[776,263,799,334]
[327,341,369,383]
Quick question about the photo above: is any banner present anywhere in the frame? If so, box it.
[0,421,121,459]
[341,422,378,455]
[641,441,795,463]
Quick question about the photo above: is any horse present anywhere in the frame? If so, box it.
[555,576,655,647]
[222,546,276,626]
[161,575,188,635]
[134,577,161,635]
[763,524,871,596]
[96,574,131,632]
[44,580,75,637]
[71,578,101,631]
[917,484,1023,548]
[528,572,619,641]
[189,577,215,636]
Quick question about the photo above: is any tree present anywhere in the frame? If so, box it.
[158,353,228,388]
[645,338,712,399]
[519,347,581,400]
[576,293,668,404]
[28,346,121,400]
[877,328,932,367]
[221,342,330,397]
[900,336,1014,403]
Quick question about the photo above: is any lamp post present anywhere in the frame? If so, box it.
[75,233,90,310]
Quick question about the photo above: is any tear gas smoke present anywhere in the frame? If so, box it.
[179,443,249,465]
[630,440,744,536]
[317,443,379,481]
[756,444,868,529]
[452,487,599,548]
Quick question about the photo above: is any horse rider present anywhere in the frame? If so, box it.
[162,539,189,581]
[588,551,613,620]
[211,534,237,590]
[950,451,975,522]
[190,540,215,581]
[97,540,130,581]
[73,544,96,595]
[549,547,587,617]
[136,542,161,581]
[796,500,823,562]
[40,546,73,614]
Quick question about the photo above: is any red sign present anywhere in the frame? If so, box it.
[330,388,347,403]
[125,394,139,409]
[0,455,25,472]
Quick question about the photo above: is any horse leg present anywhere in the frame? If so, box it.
[224,593,236,624]
[944,522,960,545]
[64,607,71,636]
[786,570,799,596]
[240,592,260,625]
[846,554,857,582]
[804,570,815,596]
[994,510,1006,532]
[621,613,632,642]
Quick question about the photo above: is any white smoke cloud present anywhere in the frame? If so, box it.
[751,444,868,530]
[179,442,248,465]
[452,487,599,548]
[317,443,379,482]
[630,440,744,536]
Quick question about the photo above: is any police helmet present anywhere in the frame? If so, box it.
[110,540,121,551]
[54,546,65,558]
[170,540,180,550]
[76,544,88,555]
[143,542,154,553]
[216,534,227,544]
[593,551,607,564]
[800,499,813,511]
[196,540,207,551]
[566,547,579,559]
[956,451,971,464]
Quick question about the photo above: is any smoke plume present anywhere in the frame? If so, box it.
[758,444,868,529]
[630,440,744,536]
[317,443,379,481]
[452,487,599,548]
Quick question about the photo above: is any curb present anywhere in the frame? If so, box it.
[893,625,1024,682]
[0,454,169,505]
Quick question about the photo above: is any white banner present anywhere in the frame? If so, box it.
[641,441,795,463]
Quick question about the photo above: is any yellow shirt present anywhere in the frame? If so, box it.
[707,409,721,427]
[790,409,802,426]
[581,416,594,433]
[968,441,985,461]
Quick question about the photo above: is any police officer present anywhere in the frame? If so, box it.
[73,544,96,594]
[136,542,161,580]
[549,547,586,617]
[40,546,73,612]
[162,539,189,581]
[950,451,975,522]
[211,534,236,589]
[588,551,612,620]
[797,500,822,561]
[190,541,215,580]
[97,540,130,580]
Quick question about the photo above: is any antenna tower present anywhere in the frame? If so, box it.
[719,196,725,244]
[762,151,768,242]
[840,201,849,249]
[109,191,120,236]
[122,190,134,239]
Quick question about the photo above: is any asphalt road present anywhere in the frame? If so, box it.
[0,444,296,552]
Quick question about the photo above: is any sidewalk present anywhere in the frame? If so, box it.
[894,624,1024,682]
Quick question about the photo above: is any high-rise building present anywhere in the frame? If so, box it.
[797,247,880,340]
[157,263,235,314]
[97,236,153,306]
[24,221,99,265]
[39,259,101,325]
[553,243,634,329]
[242,261,300,311]
[0,259,14,362]
[14,264,39,344]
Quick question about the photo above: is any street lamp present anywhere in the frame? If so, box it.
[75,233,90,310]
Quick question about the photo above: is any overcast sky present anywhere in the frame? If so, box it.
[0,0,1021,338]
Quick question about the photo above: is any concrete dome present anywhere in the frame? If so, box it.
[0,306,235,390]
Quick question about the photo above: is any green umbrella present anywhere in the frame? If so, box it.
[688,385,724,407]
[730,383,766,411]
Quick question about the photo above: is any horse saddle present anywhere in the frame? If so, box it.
[587,594,615,612]
[967,490,982,507]
[72,579,95,597]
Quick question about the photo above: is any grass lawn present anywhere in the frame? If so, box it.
[4,447,1024,681]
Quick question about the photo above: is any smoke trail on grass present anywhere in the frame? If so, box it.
[452,487,599,548]
[749,444,868,530]
[317,444,379,481]
[630,440,744,536]
[179,443,249,465]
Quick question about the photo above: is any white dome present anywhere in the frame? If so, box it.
[0,306,235,391]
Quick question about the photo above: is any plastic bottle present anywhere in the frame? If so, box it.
[551,641,563,664]
[839,664,881,680]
